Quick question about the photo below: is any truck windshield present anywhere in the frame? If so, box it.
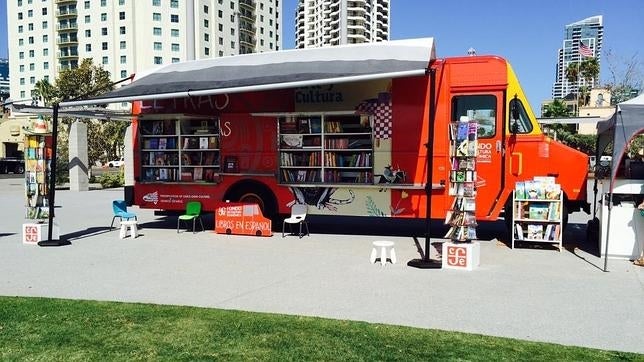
[508,98,533,134]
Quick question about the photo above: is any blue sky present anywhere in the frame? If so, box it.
[1,0,642,114]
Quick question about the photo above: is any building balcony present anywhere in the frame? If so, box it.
[57,52,79,59]
[55,0,76,3]
[239,0,255,11]
[237,11,256,22]
[57,37,78,45]
[56,23,78,31]
[55,9,77,17]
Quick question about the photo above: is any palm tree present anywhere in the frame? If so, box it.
[565,62,579,85]
[32,79,57,106]
[579,57,600,86]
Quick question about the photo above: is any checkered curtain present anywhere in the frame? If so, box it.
[355,92,392,139]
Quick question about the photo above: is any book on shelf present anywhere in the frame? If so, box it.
[180,171,193,182]
[544,225,554,240]
[298,118,311,133]
[208,137,218,149]
[515,182,526,199]
[281,134,303,149]
[528,203,549,220]
[152,121,163,135]
[527,224,544,239]
[159,168,168,180]
[193,167,203,181]
[456,122,469,142]
[158,138,167,149]
[548,202,561,221]
[149,138,159,149]
[166,137,176,149]
[515,224,524,240]
[199,137,209,149]
[310,118,322,133]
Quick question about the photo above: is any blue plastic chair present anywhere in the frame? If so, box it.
[110,200,137,230]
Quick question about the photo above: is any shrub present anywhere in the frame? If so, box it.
[98,167,124,188]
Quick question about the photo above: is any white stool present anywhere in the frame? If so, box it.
[119,220,138,239]
[370,240,396,265]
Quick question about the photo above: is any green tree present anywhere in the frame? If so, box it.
[542,99,570,118]
[55,58,113,102]
[36,59,125,181]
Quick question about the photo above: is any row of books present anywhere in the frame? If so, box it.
[450,170,476,183]
[515,201,561,221]
[444,209,477,227]
[25,147,52,160]
[26,206,49,220]
[449,182,476,197]
[515,224,561,241]
[449,118,478,143]
[515,177,561,200]
[279,134,322,149]
[444,225,477,241]
[451,157,475,171]
[324,170,373,183]
[325,152,371,167]
[279,117,323,134]
[451,196,476,212]
[280,152,321,167]
[281,169,321,183]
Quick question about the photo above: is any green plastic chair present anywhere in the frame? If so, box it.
[177,201,205,233]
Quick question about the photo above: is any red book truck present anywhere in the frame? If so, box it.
[63,38,588,231]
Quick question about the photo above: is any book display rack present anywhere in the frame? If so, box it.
[24,133,52,220]
[139,118,220,183]
[444,116,478,242]
[278,113,373,184]
[511,177,563,251]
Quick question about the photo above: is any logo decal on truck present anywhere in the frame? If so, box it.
[142,191,159,205]
[477,142,493,163]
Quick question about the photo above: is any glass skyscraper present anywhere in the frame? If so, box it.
[0,59,9,103]
[551,15,603,99]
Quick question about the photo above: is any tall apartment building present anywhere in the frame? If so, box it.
[551,15,603,99]
[0,59,9,103]
[7,0,282,103]
[295,0,389,48]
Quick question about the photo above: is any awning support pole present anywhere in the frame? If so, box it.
[408,66,441,269]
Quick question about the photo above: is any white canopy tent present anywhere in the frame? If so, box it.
[593,93,644,270]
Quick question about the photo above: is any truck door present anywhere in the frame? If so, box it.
[451,94,504,218]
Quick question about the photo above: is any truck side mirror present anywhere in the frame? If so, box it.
[510,95,520,134]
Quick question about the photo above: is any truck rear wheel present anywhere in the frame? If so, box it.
[226,182,278,222]
[15,164,24,174]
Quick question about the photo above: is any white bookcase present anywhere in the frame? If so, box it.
[511,179,564,251]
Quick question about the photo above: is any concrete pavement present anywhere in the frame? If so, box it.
[0,178,643,354]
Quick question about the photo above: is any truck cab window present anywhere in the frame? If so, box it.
[451,95,496,138]
[508,98,533,134]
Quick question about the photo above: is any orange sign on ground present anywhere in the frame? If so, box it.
[214,203,272,237]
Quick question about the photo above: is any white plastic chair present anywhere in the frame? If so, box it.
[282,204,310,238]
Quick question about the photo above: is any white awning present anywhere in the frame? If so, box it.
[61,38,435,107]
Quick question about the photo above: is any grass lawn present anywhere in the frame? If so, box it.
[0,296,641,361]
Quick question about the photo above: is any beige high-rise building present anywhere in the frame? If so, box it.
[295,0,389,48]
[7,0,282,103]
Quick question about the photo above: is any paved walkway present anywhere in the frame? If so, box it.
[0,178,642,354]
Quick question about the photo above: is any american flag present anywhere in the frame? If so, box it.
[579,42,593,57]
